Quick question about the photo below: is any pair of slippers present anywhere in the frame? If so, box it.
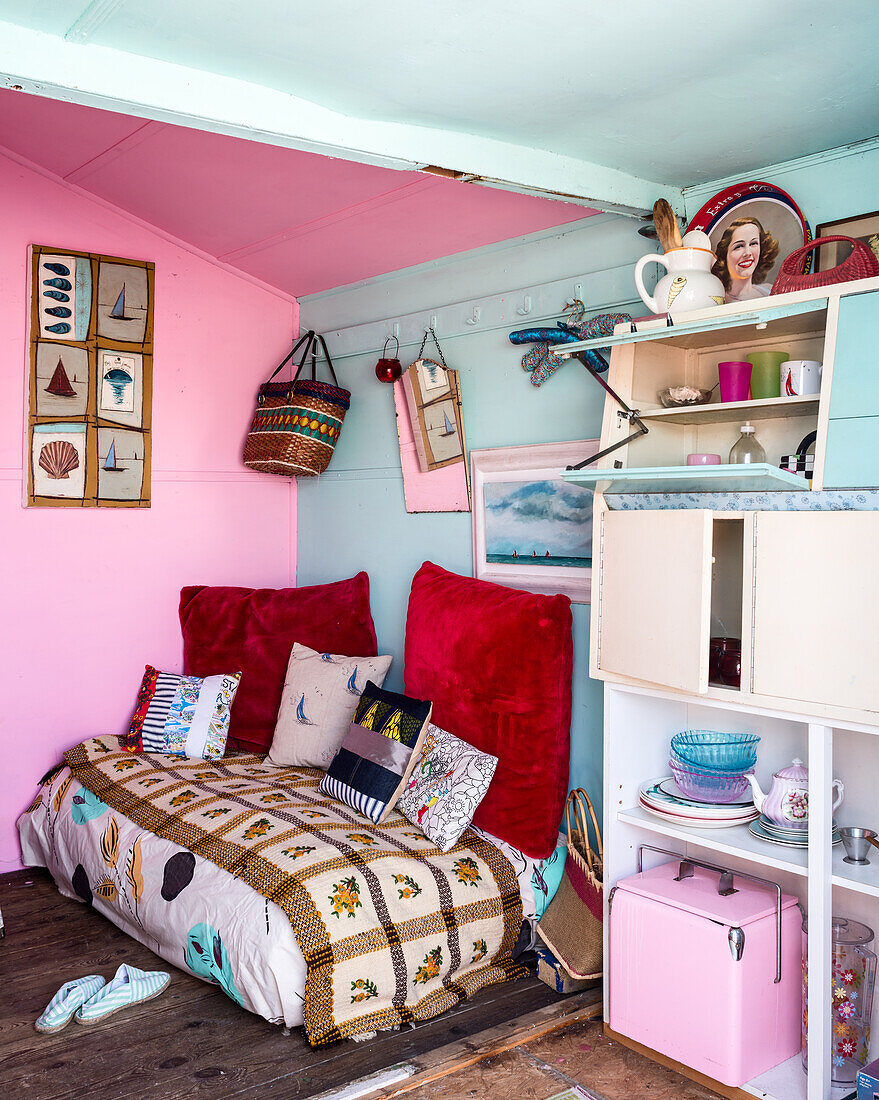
[35,964,170,1033]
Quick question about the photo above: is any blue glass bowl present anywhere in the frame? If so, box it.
[668,759,753,804]
[671,730,760,773]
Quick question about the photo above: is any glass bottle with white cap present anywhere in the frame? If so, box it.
[729,422,766,465]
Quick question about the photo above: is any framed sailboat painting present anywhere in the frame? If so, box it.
[25,245,154,507]
[470,440,598,603]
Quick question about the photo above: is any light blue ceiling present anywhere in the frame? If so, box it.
[0,0,877,190]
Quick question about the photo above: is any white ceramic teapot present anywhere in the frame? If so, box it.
[747,758,844,830]
[634,237,725,317]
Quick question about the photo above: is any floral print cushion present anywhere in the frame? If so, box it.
[397,724,498,852]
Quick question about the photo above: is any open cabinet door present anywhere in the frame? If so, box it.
[595,510,713,693]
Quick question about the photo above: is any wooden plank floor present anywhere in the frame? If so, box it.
[0,868,577,1099]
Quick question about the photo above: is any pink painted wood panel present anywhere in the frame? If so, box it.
[0,149,297,869]
[0,89,591,298]
[393,383,470,513]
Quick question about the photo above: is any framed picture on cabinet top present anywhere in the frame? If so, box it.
[815,210,879,272]
[470,440,598,604]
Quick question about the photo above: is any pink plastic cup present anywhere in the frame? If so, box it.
[718,360,752,402]
[687,453,721,465]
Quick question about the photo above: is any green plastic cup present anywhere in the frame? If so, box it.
[747,350,789,399]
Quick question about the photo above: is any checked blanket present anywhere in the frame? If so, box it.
[63,738,526,1044]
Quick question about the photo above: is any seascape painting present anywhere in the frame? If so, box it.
[484,479,592,567]
[471,440,598,603]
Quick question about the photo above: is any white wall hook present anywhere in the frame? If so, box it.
[516,295,532,317]
[429,315,437,332]
[465,306,482,326]
[392,321,400,338]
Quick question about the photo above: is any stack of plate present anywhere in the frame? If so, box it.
[639,777,758,829]
[749,815,842,848]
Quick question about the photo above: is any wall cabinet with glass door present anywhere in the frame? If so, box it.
[557,279,879,495]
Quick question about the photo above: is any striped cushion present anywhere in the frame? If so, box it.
[319,681,432,824]
[125,664,240,759]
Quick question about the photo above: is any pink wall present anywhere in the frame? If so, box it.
[0,150,298,869]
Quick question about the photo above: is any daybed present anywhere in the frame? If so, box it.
[19,562,573,1045]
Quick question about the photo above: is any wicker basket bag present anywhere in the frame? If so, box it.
[772,235,879,294]
[536,787,603,981]
[244,332,350,478]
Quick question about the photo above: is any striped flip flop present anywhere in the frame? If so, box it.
[35,974,106,1034]
[74,963,170,1026]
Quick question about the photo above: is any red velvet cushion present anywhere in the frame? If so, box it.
[180,574,377,754]
[404,562,572,859]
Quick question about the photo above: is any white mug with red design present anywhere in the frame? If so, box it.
[782,359,822,396]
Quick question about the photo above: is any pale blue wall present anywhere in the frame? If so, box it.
[296,215,650,820]
[684,139,879,233]
[295,140,879,830]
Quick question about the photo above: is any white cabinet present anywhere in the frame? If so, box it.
[591,507,879,725]
[558,278,879,494]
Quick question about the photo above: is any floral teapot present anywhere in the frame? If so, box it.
[747,758,844,830]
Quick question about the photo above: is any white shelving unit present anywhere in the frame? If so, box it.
[585,279,879,1100]
[603,683,879,1100]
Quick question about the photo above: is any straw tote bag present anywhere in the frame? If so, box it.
[244,331,350,477]
[536,787,603,980]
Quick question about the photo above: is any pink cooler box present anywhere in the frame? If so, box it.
[609,858,801,1087]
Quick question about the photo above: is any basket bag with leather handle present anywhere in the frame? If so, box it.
[244,331,350,477]
[536,787,603,980]
[771,235,879,294]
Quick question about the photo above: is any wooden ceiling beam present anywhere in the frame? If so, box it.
[0,20,685,218]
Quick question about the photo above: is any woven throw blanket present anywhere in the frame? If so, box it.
[64,738,525,1044]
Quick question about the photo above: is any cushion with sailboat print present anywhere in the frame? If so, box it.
[125,665,241,760]
[267,644,393,769]
[319,681,432,824]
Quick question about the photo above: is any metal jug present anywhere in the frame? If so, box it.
[802,915,877,1085]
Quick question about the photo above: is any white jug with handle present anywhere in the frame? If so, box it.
[634,243,726,317]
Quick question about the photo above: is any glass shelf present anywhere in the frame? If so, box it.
[561,463,808,494]
[549,297,828,355]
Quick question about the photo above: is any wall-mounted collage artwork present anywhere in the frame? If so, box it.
[26,245,154,508]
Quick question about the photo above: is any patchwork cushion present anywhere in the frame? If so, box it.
[320,681,432,824]
[179,574,377,754]
[404,562,572,859]
[267,643,393,769]
[126,664,240,760]
[397,724,498,852]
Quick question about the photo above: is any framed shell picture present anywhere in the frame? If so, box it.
[26,245,154,507]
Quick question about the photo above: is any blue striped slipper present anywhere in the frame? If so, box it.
[74,964,170,1026]
[35,974,106,1034]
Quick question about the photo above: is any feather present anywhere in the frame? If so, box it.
[53,774,73,813]
[101,817,119,868]
[126,836,144,905]
[213,933,224,971]
[95,877,117,901]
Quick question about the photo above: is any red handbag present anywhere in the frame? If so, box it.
[772,235,879,294]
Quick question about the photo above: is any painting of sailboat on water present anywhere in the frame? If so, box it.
[27,245,153,508]
[97,262,148,342]
[471,440,599,603]
[97,428,145,501]
[34,342,89,417]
